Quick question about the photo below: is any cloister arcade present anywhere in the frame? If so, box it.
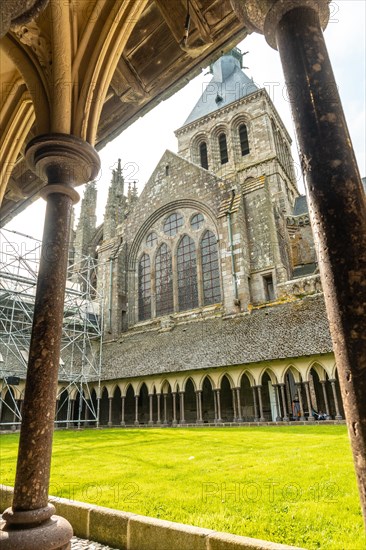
[1,355,343,429]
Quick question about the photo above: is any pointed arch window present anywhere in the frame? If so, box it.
[177,235,198,311]
[199,141,208,169]
[138,254,151,321]
[201,230,221,305]
[239,124,250,156]
[218,133,228,164]
[155,243,173,316]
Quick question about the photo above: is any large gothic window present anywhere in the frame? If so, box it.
[239,124,250,156]
[177,235,198,311]
[218,133,229,164]
[199,142,208,169]
[138,254,151,321]
[201,230,221,305]
[155,243,173,316]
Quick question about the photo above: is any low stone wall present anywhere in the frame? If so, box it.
[1,485,304,550]
[277,274,322,299]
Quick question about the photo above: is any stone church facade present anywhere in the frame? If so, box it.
[66,49,344,426]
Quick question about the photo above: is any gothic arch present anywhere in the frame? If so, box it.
[217,371,235,389]
[239,370,255,387]
[182,376,197,392]
[282,365,302,384]
[258,367,278,385]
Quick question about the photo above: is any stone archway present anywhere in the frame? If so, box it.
[239,373,254,421]
[202,377,215,423]
[125,385,135,425]
[261,372,273,421]
[99,387,109,426]
[138,383,149,425]
[184,379,196,423]
[220,375,233,422]
[56,389,69,426]
[112,386,122,425]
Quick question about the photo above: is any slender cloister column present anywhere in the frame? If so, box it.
[163,394,168,425]
[252,386,259,422]
[330,380,343,420]
[296,383,306,421]
[231,0,366,525]
[215,390,222,423]
[213,390,218,422]
[120,396,125,426]
[148,394,154,425]
[84,400,90,426]
[108,397,113,427]
[179,391,186,424]
[196,391,203,424]
[232,389,237,422]
[66,399,74,429]
[96,397,101,428]
[257,386,265,422]
[0,133,99,549]
[236,388,243,422]
[273,385,282,421]
[134,395,139,426]
[304,382,313,419]
[156,394,161,425]
[172,392,177,426]
[320,381,331,419]
[280,384,289,422]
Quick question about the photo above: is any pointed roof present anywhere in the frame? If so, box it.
[182,48,258,127]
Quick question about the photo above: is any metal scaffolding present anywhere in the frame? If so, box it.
[0,227,103,429]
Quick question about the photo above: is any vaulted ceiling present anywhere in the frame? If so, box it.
[0,0,249,225]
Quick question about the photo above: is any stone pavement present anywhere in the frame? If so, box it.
[71,536,119,549]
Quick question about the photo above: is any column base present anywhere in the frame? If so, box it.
[156,421,161,426]
[283,416,289,422]
[134,421,139,426]
[276,416,283,422]
[300,416,306,421]
[148,421,154,426]
[172,421,177,427]
[0,513,73,550]
[326,415,332,420]
[107,422,113,427]
[120,421,126,427]
[259,417,265,422]
[335,415,343,420]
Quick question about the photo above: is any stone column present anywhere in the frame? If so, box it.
[179,391,186,424]
[134,395,139,426]
[304,382,313,419]
[163,394,168,425]
[156,394,161,425]
[232,0,366,526]
[330,379,343,420]
[120,396,125,427]
[172,392,177,426]
[273,384,282,421]
[232,389,237,422]
[148,394,154,425]
[68,399,75,428]
[96,397,101,428]
[84,400,89,426]
[280,384,289,421]
[215,390,222,423]
[0,394,3,426]
[252,386,259,422]
[257,385,265,422]
[236,388,243,422]
[320,380,331,419]
[0,133,99,549]
[296,383,306,421]
[196,391,203,424]
[108,397,113,427]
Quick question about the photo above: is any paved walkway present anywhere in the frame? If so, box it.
[71,536,118,549]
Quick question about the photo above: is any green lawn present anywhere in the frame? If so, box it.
[0,426,364,549]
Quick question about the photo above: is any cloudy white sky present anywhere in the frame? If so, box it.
[5,0,366,239]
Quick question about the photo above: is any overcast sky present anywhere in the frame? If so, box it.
[5,0,365,239]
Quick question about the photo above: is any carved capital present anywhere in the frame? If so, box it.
[25,134,100,201]
[230,0,329,49]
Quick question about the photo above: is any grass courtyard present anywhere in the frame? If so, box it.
[0,425,364,549]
